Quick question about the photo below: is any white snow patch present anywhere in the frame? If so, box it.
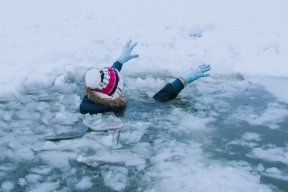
[148,140,271,192]
[248,146,288,164]
[14,147,35,161]
[242,132,261,141]
[189,22,215,37]
[256,164,265,172]
[18,178,26,187]
[232,103,288,128]
[179,114,213,130]
[1,181,14,192]
[25,174,43,183]
[265,167,282,175]
[30,166,53,175]
[75,176,93,190]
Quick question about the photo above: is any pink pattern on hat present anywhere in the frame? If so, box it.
[96,67,116,95]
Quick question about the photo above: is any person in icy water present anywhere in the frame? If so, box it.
[80,40,211,114]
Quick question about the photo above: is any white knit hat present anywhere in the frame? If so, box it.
[85,69,101,89]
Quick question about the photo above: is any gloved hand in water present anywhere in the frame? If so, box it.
[181,64,211,85]
[117,40,139,64]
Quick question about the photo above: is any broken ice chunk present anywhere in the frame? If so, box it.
[29,166,52,175]
[1,181,14,192]
[124,158,146,166]
[83,113,124,131]
[75,176,93,191]
[118,122,150,144]
[38,151,71,171]
[261,172,288,181]
[18,178,26,187]
[44,131,85,141]
[77,151,145,167]
[119,130,145,144]
[101,134,113,146]
[101,166,128,192]
[130,143,152,158]
[28,182,60,192]
[52,111,79,125]
[25,174,43,183]
[14,147,35,161]
[44,122,88,141]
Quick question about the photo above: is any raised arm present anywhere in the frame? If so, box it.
[153,64,211,102]
[111,40,139,72]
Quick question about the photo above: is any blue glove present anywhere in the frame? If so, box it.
[181,64,211,85]
[117,40,139,64]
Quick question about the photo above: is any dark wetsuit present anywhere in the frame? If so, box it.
[80,61,184,114]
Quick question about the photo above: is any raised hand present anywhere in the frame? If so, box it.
[117,40,139,64]
[181,64,211,85]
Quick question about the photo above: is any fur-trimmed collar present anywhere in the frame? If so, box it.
[85,87,126,107]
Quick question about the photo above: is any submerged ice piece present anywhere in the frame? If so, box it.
[44,122,88,141]
[101,166,128,192]
[77,152,146,167]
[83,113,124,131]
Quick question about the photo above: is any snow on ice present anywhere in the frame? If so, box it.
[0,0,288,191]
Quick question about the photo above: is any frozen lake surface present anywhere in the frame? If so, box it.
[1,0,288,191]
[0,74,288,192]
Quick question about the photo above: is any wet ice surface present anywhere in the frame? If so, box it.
[0,74,288,192]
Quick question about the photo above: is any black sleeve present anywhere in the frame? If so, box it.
[111,61,122,72]
[153,83,179,102]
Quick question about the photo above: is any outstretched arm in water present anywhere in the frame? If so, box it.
[153,64,211,101]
